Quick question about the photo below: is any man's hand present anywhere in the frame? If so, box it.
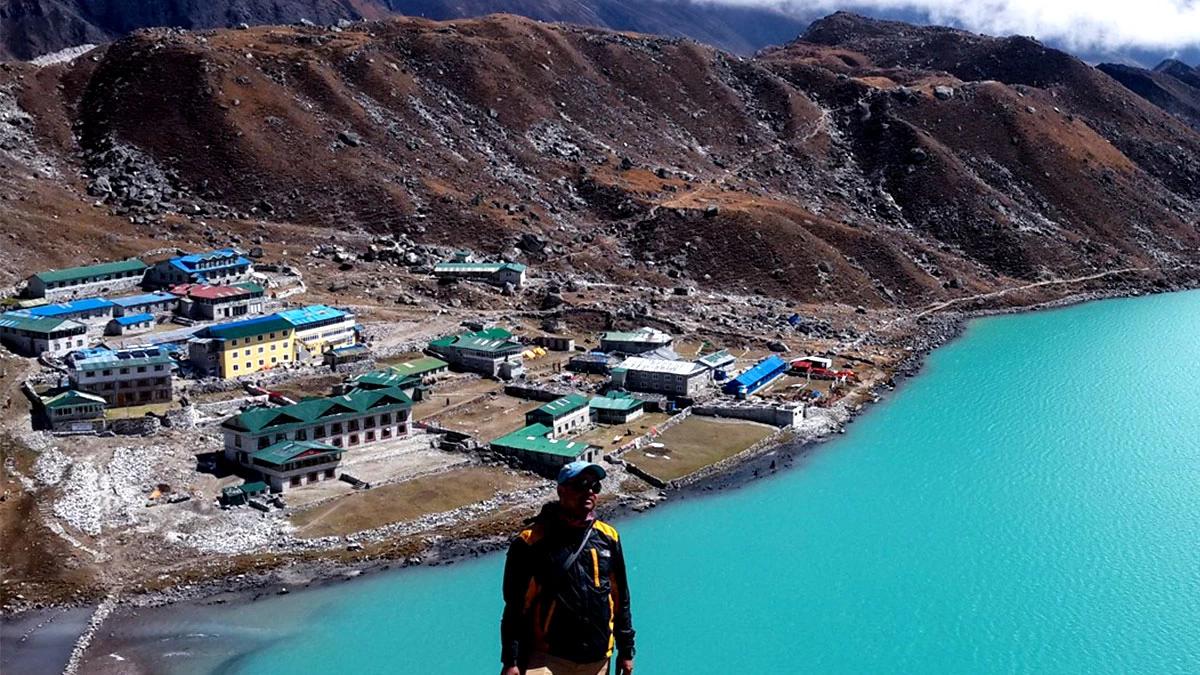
[617,658,634,675]
[501,666,521,675]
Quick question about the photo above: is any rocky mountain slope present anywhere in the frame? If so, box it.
[0,0,806,60]
[1,13,1197,308]
[1097,59,1200,131]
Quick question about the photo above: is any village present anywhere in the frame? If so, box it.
[0,240,900,598]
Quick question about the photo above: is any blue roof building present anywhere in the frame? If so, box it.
[25,297,115,321]
[148,248,253,287]
[724,355,788,399]
[110,291,177,316]
[276,305,348,330]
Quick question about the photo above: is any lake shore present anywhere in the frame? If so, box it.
[5,271,1197,674]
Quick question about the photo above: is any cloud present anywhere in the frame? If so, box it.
[736,0,1200,51]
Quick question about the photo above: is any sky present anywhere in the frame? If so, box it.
[741,0,1200,65]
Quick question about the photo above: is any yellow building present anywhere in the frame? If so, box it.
[206,315,296,378]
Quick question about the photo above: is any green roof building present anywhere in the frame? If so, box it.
[589,391,646,424]
[490,423,599,476]
[26,258,147,300]
[433,260,527,288]
[0,312,88,357]
[222,386,414,470]
[244,440,346,493]
[390,356,449,380]
[41,389,107,432]
[428,327,525,379]
[526,393,591,438]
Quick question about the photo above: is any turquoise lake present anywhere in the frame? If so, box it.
[95,291,1200,674]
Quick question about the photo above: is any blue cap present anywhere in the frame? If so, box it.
[557,460,607,485]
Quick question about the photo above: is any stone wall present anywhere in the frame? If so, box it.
[692,403,801,427]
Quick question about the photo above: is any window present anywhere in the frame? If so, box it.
[291,476,302,487]
[258,437,270,449]
[270,343,276,351]
[258,360,264,367]
[235,436,242,448]
[271,357,277,364]
[258,347,264,353]
[232,339,238,346]
[102,369,111,376]
[295,429,307,441]
[313,426,325,439]
[119,368,129,374]
[270,333,276,339]
[154,365,163,371]
[137,366,146,373]
[380,413,391,425]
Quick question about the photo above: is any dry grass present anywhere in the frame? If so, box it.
[413,378,502,420]
[431,393,543,441]
[270,374,342,401]
[289,465,536,539]
[573,412,673,449]
[624,416,776,481]
[104,401,175,419]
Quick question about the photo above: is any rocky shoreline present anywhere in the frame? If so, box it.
[4,277,1198,674]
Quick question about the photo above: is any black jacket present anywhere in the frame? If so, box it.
[500,503,635,667]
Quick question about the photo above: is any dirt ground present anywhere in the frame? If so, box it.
[623,416,777,481]
[413,377,503,420]
[0,435,100,606]
[281,436,468,509]
[431,393,543,441]
[288,465,538,539]
[269,373,343,401]
[573,412,674,449]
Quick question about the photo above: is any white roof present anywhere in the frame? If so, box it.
[616,356,706,376]
[796,356,833,366]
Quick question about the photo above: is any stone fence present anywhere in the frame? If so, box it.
[692,402,803,428]
[668,426,794,489]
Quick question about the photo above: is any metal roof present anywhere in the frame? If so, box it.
[207,315,293,341]
[27,298,114,317]
[697,349,735,368]
[109,292,177,308]
[353,369,419,389]
[32,259,146,285]
[277,305,348,328]
[600,327,672,344]
[73,346,173,371]
[434,261,527,273]
[224,386,413,434]
[429,327,521,355]
[589,391,643,411]
[0,312,85,334]
[611,357,705,376]
[533,393,589,418]
[168,248,250,273]
[391,356,448,377]
[728,355,789,388]
[113,313,154,326]
[490,423,594,459]
[251,440,342,466]
[43,389,106,409]
[170,282,262,300]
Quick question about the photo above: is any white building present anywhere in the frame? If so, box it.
[599,327,673,355]
[0,313,88,357]
[610,357,709,397]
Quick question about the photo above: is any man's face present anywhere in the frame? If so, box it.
[557,473,600,516]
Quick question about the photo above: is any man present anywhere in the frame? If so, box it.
[501,461,635,675]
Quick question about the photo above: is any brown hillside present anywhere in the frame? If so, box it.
[1,13,1198,306]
